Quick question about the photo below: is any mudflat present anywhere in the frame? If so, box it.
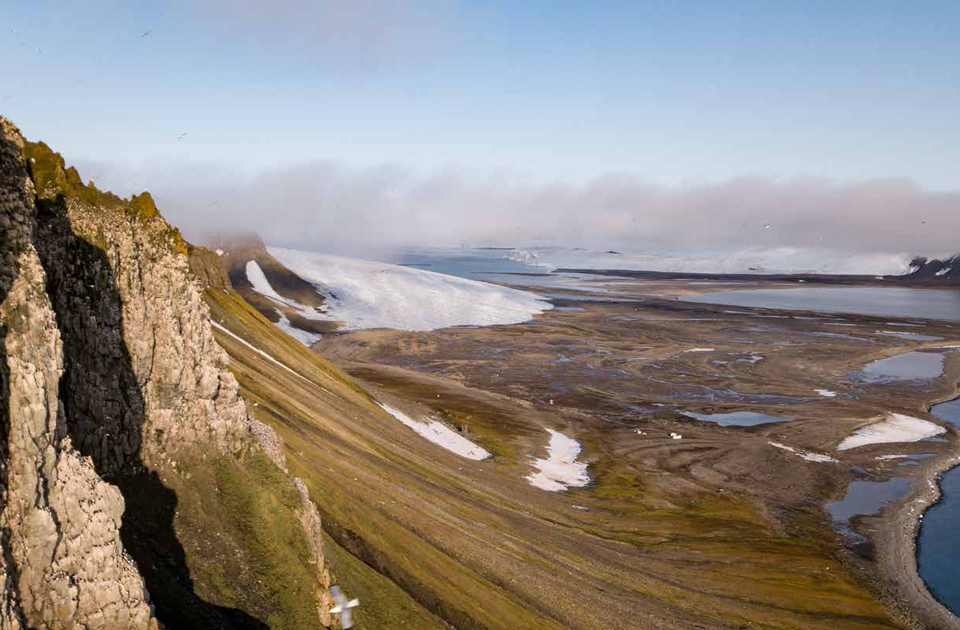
[316,277,960,629]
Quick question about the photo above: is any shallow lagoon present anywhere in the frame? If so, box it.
[861,352,945,383]
[682,287,960,321]
[683,411,789,426]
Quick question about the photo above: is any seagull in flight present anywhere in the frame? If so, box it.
[329,585,359,628]
[177,132,188,141]
[140,29,151,38]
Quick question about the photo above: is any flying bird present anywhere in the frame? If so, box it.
[329,585,359,628]
[177,132,188,141]
[140,29,151,38]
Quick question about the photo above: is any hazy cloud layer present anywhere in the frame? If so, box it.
[78,157,959,263]
[176,0,468,67]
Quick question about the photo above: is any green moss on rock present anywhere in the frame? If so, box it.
[22,140,187,255]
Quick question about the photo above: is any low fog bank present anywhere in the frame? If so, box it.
[75,157,959,269]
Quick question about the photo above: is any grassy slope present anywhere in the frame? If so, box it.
[205,286,908,630]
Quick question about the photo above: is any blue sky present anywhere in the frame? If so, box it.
[2,0,957,187]
[1,1,958,259]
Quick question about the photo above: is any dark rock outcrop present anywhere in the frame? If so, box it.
[902,255,960,284]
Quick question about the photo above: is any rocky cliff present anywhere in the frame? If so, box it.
[0,117,334,629]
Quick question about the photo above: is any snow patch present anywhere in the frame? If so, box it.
[377,403,490,461]
[936,267,952,276]
[837,413,946,451]
[685,347,715,353]
[815,389,838,397]
[275,312,322,346]
[215,249,225,256]
[769,441,838,463]
[875,454,909,460]
[526,429,590,492]
[270,247,552,332]
[741,352,763,364]
[211,322,305,381]
[245,260,325,345]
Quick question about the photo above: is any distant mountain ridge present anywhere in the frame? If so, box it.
[902,255,960,284]
[558,255,960,287]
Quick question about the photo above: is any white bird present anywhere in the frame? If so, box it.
[330,585,359,628]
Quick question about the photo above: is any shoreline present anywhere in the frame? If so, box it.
[876,393,960,630]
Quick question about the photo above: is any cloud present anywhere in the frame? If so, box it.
[76,156,960,263]
[176,0,469,67]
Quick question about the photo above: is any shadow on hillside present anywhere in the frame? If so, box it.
[34,196,268,630]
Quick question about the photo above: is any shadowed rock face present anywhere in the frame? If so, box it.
[0,117,334,629]
[0,117,157,629]
[33,197,269,629]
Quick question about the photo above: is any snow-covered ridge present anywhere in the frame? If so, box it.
[245,260,323,345]
[526,429,590,492]
[377,403,491,461]
[269,247,551,332]
[837,413,946,451]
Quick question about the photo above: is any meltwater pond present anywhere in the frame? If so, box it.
[682,411,790,426]
[681,287,960,321]
[827,477,912,530]
[860,352,945,383]
[917,397,960,616]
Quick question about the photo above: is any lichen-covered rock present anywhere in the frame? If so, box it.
[0,116,333,629]
[294,478,335,627]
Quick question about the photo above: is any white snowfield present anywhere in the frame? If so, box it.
[377,403,491,461]
[815,389,838,397]
[685,347,715,353]
[245,260,324,345]
[837,413,946,451]
[769,441,838,463]
[269,247,552,332]
[526,429,590,492]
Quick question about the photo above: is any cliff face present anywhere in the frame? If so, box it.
[0,118,333,629]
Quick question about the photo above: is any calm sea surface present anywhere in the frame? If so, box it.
[918,398,960,616]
